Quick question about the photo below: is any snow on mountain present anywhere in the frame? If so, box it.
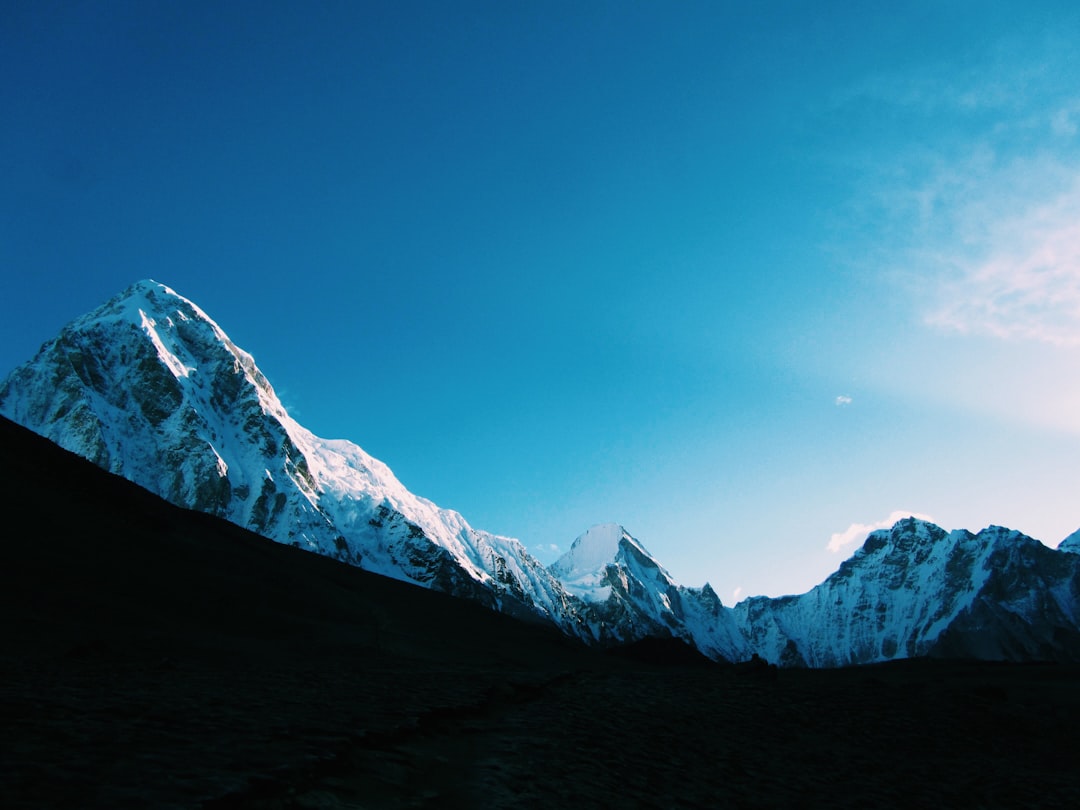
[932,526,1080,660]
[2,280,1078,666]
[0,280,578,626]
[733,519,1080,666]
[551,523,639,602]
[550,524,749,659]
[1059,528,1080,554]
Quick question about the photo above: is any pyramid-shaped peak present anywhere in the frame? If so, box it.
[61,279,219,341]
[113,279,211,319]
[108,279,184,307]
[128,278,168,294]
[549,523,629,578]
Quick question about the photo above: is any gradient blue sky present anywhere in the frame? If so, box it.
[3,1,1079,601]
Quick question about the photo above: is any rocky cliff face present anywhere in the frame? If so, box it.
[3,280,1078,665]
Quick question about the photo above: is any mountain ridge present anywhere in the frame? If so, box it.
[3,279,1078,665]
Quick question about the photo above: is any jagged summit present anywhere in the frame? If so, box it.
[548,522,749,660]
[3,280,1079,666]
[549,523,648,586]
[550,523,678,605]
[550,524,648,599]
[736,519,1080,666]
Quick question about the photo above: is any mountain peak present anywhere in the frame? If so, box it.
[0,279,588,634]
[112,279,215,327]
[549,523,628,580]
[128,277,167,294]
[548,523,680,612]
[860,517,948,555]
[97,278,182,312]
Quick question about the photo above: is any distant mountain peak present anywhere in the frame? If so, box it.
[550,523,628,578]
[548,523,676,601]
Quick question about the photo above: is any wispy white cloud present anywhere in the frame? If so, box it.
[834,394,852,407]
[824,30,1080,437]
[838,38,1080,350]
[827,510,935,553]
[731,585,743,603]
[924,176,1080,347]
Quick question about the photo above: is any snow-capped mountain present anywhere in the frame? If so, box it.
[3,280,1078,665]
[551,524,748,660]
[0,281,579,626]
[734,518,1080,666]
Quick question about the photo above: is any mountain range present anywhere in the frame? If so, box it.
[3,279,1078,665]
[7,407,1080,808]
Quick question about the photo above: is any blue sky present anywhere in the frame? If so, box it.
[3,1,1079,601]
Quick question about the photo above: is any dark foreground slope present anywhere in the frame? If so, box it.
[3,416,1079,809]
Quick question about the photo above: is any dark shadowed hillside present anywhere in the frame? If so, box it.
[3,415,1079,808]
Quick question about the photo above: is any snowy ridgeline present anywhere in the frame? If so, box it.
[2,280,1079,666]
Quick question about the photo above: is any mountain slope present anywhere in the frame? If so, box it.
[0,413,588,667]
[0,280,578,627]
[733,518,1080,666]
